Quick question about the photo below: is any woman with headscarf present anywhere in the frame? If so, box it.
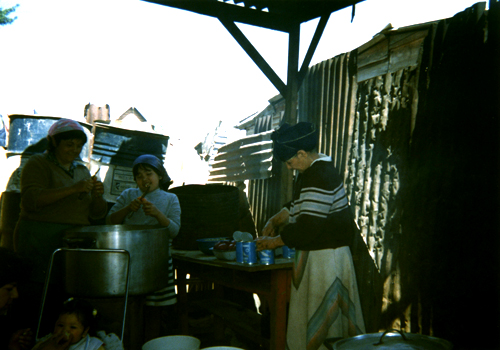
[256,122,365,350]
[15,118,107,330]
[106,154,181,340]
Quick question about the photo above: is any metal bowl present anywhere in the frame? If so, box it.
[211,248,236,261]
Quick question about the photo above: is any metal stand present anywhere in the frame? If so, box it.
[36,248,130,342]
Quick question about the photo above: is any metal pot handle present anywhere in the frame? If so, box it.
[62,237,96,249]
[373,329,409,346]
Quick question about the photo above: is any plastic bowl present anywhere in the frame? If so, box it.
[142,335,201,350]
[196,237,229,255]
[211,247,236,261]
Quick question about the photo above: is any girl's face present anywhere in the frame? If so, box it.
[0,282,18,314]
[135,165,161,193]
[52,138,85,167]
[54,313,89,344]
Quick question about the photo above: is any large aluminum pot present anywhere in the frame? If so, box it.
[63,225,170,296]
[327,330,453,350]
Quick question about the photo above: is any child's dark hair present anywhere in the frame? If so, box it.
[47,130,87,152]
[133,163,173,191]
[58,298,98,334]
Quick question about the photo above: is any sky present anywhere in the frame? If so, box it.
[0,0,485,145]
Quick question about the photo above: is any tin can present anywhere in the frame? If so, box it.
[242,241,257,264]
[258,249,275,265]
[282,245,296,259]
[236,241,244,263]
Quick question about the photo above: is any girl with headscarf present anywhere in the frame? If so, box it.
[256,122,365,350]
[106,154,181,340]
[15,118,107,330]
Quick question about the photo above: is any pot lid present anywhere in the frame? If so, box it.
[331,330,453,350]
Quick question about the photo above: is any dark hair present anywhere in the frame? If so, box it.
[47,130,87,152]
[133,163,173,191]
[58,298,97,333]
[0,247,32,287]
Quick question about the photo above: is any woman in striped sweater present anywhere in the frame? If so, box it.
[256,122,365,350]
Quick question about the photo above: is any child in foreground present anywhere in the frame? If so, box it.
[33,298,104,350]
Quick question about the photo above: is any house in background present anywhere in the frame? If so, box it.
[112,107,156,133]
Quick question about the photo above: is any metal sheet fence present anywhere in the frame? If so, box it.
[217,5,499,345]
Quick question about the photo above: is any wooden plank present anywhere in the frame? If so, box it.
[357,59,389,82]
[389,37,425,72]
[389,29,429,49]
[357,34,388,68]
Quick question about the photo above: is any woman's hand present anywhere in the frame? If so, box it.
[73,178,94,195]
[261,219,276,237]
[261,208,290,237]
[256,236,285,251]
[8,328,33,350]
[90,177,104,197]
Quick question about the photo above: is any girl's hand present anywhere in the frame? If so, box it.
[128,197,143,213]
[141,198,160,218]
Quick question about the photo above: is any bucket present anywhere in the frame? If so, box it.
[169,184,240,250]
[142,335,201,350]
[91,123,169,202]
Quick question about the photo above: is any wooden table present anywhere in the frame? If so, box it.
[172,249,293,350]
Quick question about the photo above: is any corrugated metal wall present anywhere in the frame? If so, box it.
[298,53,355,178]
[220,3,500,347]
[348,67,420,332]
[246,106,285,233]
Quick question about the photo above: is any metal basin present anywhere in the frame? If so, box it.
[63,225,170,295]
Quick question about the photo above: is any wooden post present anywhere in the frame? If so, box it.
[280,22,301,205]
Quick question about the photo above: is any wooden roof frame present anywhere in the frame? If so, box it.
[143,0,365,124]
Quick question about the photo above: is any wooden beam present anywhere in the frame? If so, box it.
[219,18,288,96]
[284,22,300,125]
[144,0,290,32]
[298,14,330,87]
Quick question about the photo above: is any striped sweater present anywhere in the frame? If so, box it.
[280,156,356,250]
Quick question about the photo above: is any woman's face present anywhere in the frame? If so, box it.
[135,165,161,193]
[0,282,19,314]
[53,313,89,345]
[285,151,311,173]
[52,138,85,167]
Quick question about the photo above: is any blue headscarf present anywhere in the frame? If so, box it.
[132,154,172,190]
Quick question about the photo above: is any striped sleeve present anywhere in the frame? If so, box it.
[281,160,355,250]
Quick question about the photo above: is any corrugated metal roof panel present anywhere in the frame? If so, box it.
[208,130,274,182]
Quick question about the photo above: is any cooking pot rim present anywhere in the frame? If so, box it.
[65,224,166,232]
[331,330,453,350]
